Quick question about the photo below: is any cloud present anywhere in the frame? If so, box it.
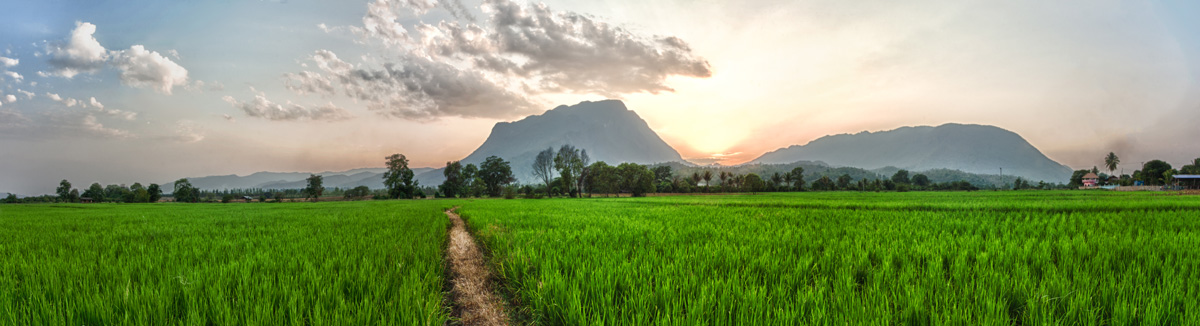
[3,71,23,82]
[111,45,190,94]
[0,57,17,67]
[0,109,133,140]
[46,92,79,107]
[46,22,110,78]
[292,0,709,120]
[286,49,538,120]
[16,89,35,100]
[222,93,352,121]
[43,21,190,94]
[3,95,14,103]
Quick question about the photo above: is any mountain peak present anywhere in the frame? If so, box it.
[750,123,1071,182]
[447,100,683,184]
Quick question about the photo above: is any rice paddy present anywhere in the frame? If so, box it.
[3,191,1198,325]
[457,192,1200,325]
[0,201,453,325]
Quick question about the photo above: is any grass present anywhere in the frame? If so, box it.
[0,200,454,325]
[457,191,1200,325]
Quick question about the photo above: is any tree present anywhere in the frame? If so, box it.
[1180,158,1200,175]
[440,161,466,198]
[553,145,585,198]
[813,176,835,191]
[576,150,591,197]
[789,167,805,191]
[586,161,617,197]
[147,184,163,203]
[702,170,713,192]
[345,186,371,200]
[1104,152,1120,176]
[129,183,149,203]
[837,174,853,190]
[744,173,764,193]
[617,163,655,197]
[770,172,784,191]
[463,163,484,198]
[83,183,105,202]
[718,171,730,191]
[303,174,324,202]
[1141,160,1173,185]
[383,154,418,199]
[480,156,516,197]
[532,148,556,198]
[653,166,673,184]
[56,180,74,203]
[891,170,910,185]
[912,174,930,188]
[104,184,130,203]
[174,178,198,203]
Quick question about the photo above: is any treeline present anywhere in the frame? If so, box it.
[1066,153,1200,187]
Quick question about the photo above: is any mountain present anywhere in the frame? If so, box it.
[748,124,1072,183]
[163,168,432,192]
[417,99,685,185]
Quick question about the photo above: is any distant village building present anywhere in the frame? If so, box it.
[1174,175,1200,190]
[80,197,96,203]
[1082,172,1100,187]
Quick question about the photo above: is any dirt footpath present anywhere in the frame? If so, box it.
[444,208,510,326]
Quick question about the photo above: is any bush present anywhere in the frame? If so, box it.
[896,184,910,192]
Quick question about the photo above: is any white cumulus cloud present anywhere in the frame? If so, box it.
[0,57,17,67]
[46,22,110,78]
[111,45,190,94]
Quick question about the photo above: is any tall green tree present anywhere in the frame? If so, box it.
[617,163,655,197]
[1180,158,1200,175]
[702,170,713,192]
[586,161,617,197]
[744,173,764,194]
[147,184,163,202]
[532,148,556,198]
[303,174,324,202]
[1104,152,1120,176]
[837,174,853,190]
[463,163,483,197]
[789,167,805,191]
[891,170,910,185]
[440,161,467,198]
[83,183,105,202]
[1141,160,1172,185]
[553,145,584,197]
[912,174,930,188]
[174,178,198,203]
[129,183,150,203]
[56,179,74,203]
[480,156,516,197]
[383,154,418,199]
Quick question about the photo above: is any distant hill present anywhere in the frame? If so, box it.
[748,124,1072,183]
[660,161,1025,189]
[417,99,685,185]
[162,168,430,193]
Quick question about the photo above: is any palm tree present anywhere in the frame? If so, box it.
[702,170,713,192]
[1104,152,1120,176]
[718,171,730,191]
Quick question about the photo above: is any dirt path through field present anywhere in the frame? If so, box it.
[444,208,510,326]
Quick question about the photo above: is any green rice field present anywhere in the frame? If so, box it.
[3,191,1199,325]
[457,192,1200,325]
[0,201,454,325]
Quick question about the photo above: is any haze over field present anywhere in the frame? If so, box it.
[3,0,1200,194]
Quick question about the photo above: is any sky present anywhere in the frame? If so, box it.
[2,0,1199,195]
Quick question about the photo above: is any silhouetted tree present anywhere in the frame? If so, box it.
[1141,160,1172,185]
[383,154,418,199]
[744,173,764,194]
[147,184,163,202]
[1104,152,1120,176]
[532,147,556,198]
[789,167,806,191]
[440,161,466,198]
[480,156,516,197]
[56,180,74,203]
[892,170,910,185]
[303,174,324,202]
